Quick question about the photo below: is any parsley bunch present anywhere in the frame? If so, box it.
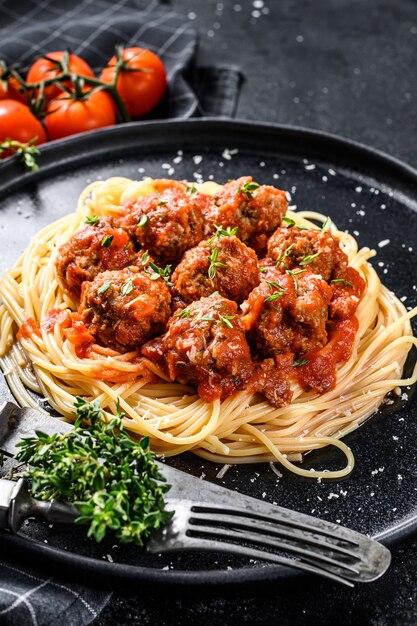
[15,398,172,545]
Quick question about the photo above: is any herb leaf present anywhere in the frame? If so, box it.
[120,278,134,296]
[293,359,310,367]
[208,247,227,280]
[300,251,321,266]
[101,235,114,248]
[145,261,173,287]
[175,308,191,319]
[237,181,260,199]
[219,314,235,328]
[321,216,333,232]
[14,397,172,546]
[265,292,284,303]
[140,251,150,265]
[209,224,239,244]
[84,215,100,225]
[97,280,112,294]
[185,185,198,197]
[331,278,354,287]
[138,215,148,227]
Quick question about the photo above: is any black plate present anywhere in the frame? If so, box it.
[0,119,416,586]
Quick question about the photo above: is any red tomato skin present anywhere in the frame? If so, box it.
[0,75,27,103]
[44,90,116,140]
[27,52,95,102]
[0,100,46,156]
[100,47,167,117]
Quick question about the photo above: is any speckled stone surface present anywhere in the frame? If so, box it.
[96,1,417,624]
[2,0,417,623]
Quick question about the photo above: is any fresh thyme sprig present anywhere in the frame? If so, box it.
[275,243,295,268]
[237,181,260,199]
[209,224,239,244]
[0,138,41,172]
[14,397,172,545]
[145,261,173,286]
[331,278,353,287]
[208,247,226,280]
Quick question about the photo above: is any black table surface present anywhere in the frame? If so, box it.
[95,1,417,624]
[14,0,417,624]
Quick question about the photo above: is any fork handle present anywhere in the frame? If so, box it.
[2,478,80,533]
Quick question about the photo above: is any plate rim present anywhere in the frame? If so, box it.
[1,117,416,585]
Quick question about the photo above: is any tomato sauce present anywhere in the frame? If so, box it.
[295,316,359,394]
[16,317,41,340]
[41,308,71,332]
[64,314,95,358]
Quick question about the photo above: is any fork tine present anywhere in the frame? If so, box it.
[147,534,354,587]
[191,503,359,546]
[187,525,360,575]
[189,509,361,561]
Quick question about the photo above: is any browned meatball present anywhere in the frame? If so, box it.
[55,217,137,301]
[204,176,288,254]
[242,269,333,357]
[171,235,259,306]
[116,187,206,266]
[267,226,347,281]
[142,294,253,402]
[79,266,171,351]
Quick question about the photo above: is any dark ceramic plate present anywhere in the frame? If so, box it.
[0,119,416,586]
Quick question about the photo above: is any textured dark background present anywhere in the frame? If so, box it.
[95,1,417,623]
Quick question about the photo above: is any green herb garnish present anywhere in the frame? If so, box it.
[85,215,100,225]
[145,261,173,287]
[282,216,308,230]
[209,224,239,244]
[201,317,216,323]
[275,243,295,268]
[97,280,112,294]
[156,193,168,206]
[138,214,148,227]
[185,185,198,197]
[331,278,354,287]
[321,216,333,232]
[264,280,285,291]
[14,397,172,545]
[101,235,114,248]
[175,308,192,319]
[0,138,40,172]
[208,247,227,280]
[140,251,150,265]
[237,181,260,199]
[120,278,134,295]
[219,314,235,329]
[300,252,321,266]
[293,359,310,367]
[264,292,284,303]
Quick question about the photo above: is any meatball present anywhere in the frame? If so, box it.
[267,226,347,281]
[204,176,288,254]
[79,266,171,351]
[242,269,333,357]
[142,294,253,402]
[171,235,259,305]
[116,187,206,266]
[56,217,137,301]
[329,266,366,320]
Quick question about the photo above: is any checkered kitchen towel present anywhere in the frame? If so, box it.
[0,0,243,118]
[0,1,242,624]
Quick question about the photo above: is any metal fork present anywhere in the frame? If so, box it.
[0,401,391,586]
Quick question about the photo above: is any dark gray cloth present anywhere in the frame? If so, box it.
[0,1,242,624]
[0,0,243,119]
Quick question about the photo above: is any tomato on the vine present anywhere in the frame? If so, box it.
[44,89,116,140]
[27,52,95,102]
[0,100,46,156]
[100,47,167,117]
[0,73,26,103]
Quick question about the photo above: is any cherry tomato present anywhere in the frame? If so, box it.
[27,52,95,102]
[0,73,26,103]
[44,89,116,140]
[0,100,46,156]
[100,47,167,117]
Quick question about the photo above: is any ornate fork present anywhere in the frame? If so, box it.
[0,402,391,586]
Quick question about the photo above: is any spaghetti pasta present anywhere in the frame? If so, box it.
[0,176,416,479]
